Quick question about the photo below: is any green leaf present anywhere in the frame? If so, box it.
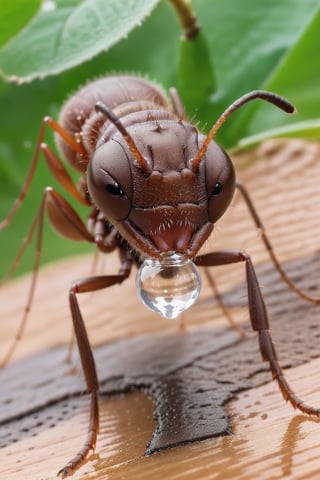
[0,0,41,47]
[245,8,320,136]
[178,30,215,116]
[0,0,160,81]
[194,0,320,146]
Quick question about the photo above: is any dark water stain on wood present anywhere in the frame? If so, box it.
[1,253,320,456]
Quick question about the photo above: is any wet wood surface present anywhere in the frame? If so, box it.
[1,139,320,479]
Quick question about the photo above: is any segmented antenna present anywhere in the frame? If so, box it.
[191,91,296,172]
[95,101,151,174]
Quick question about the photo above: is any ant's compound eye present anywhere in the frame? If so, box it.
[204,140,236,224]
[211,182,223,197]
[105,182,124,196]
[87,141,133,221]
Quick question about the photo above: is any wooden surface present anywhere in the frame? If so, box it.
[1,139,320,480]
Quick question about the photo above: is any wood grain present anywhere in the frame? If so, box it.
[1,139,320,480]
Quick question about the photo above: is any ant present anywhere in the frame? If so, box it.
[1,75,319,476]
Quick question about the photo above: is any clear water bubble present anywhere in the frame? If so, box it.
[136,253,201,319]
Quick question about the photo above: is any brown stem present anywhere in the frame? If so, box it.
[168,0,200,39]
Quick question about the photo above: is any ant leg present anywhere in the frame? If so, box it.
[203,267,246,337]
[196,250,320,416]
[0,117,87,230]
[58,256,132,477]
[1,189,95,367]
[236,181,320,305]
[40,143,88,204]
[64,250,102,366]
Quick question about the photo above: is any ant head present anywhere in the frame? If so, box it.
[87,116,234,258]
[87,93,294,258]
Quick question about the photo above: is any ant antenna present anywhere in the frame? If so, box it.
[191,91,296,172]
[95,101,151,174]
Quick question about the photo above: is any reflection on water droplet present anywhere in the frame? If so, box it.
[136,253,201,319]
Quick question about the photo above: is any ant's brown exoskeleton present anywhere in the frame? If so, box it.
[1,75,320,477]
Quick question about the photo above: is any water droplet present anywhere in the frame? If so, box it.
[136,253,201,319]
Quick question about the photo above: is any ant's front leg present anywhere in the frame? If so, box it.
[196,250,320,417]
[58,250,133,477]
